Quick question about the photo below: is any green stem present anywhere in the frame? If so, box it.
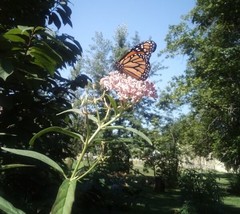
[70,110,122,180]
[77,156,103,181]
[70,125,102,179]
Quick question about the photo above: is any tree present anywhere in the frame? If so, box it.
[0,0,84,159]
[161,0,240,170]
[82,32,112,82]
[0,1,87,212]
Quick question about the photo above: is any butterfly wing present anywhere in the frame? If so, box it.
[116,40,156,81]
[116,50,150,80]
[133,40,157,54]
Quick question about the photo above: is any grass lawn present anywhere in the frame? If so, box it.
[126,173,240,214]
[127,189,182,214]
[77,164,240,214]
[217,173,240,214]
[124,164,240,214]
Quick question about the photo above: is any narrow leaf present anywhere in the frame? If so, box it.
[57,8,70,26]
[58,109,99,124]
[57,108,83,116]
[51,179,77,214]
[1,164,34,170]
[0,59,14,80]
[17,26,34,33]
[29,126,83,147]
[51,12,61,29]
[0,196,26,214]
[1,147,65,176]
[87,114,98,123]
[2,34,26,43]
[105,94,118,113]
[107,126,153,145]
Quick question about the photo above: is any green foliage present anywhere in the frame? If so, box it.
[0,0,82,159]
[1,147,66,176]
[0,196,25,214]
[178,201,197,214]
[143,117,180,191]
[76,167,146,213]
[1,26,61,79]
[161,0,240,170]
[0,1,86,213]
[83,32,112,82]
[179,169,222,212]
[104,142,132,173]
[144,144,179,190]
[0,0,72,29]
[51,179,77,214]
[228,173,240,195]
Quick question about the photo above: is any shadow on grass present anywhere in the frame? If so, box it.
[127,189,182,214]
[220,204,240,214]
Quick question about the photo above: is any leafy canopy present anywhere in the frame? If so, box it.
[161,0,240,170]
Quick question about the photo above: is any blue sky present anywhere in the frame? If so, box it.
[60,0,195,89]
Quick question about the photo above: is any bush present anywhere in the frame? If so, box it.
[229,173,240,195]
[179,169,222,213]
[178,201,197,214]
[75,171,145,213]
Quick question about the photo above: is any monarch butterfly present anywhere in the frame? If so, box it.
[115,40,157,81]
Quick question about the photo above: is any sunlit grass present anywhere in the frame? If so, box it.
[224,196,240,207]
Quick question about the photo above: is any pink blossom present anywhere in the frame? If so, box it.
[100,71,158,103]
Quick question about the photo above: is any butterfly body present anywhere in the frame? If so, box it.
[115,40,157,81]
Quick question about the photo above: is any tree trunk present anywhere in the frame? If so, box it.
[154,176,165,192]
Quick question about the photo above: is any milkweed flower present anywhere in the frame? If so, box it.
[100,71,158,103]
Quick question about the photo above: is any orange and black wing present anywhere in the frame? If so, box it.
[133,40,157,55]
[115,40,156,81]
[115,50,150,80]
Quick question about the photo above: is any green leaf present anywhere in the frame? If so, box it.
[17,26,34,33]
[61,4,72,17]
[2,34,26,43]
[28,43,62,75]
[0,59,14,80]
[3,27,30,43]
[1,164,34,170]
[57,108,83,116]
[0,133,17,136]
[107,126,153,145]
[36,42,63,62]
[29,126,83,147]
[87,114,99,123]
[0,196,25,214]
[1,147,65,176]
[51,179,77,214]
[51,12,61,29]
[29,51,56,75]
[31,26,45,33]
[57,8,72,27]
[58,109,99,124]
[105,94,118,113]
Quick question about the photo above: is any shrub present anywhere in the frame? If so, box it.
[178,201,197,214]
[179,169,222,213]
[229,173,240,195]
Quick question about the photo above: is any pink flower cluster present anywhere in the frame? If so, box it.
[100,71,158,103]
